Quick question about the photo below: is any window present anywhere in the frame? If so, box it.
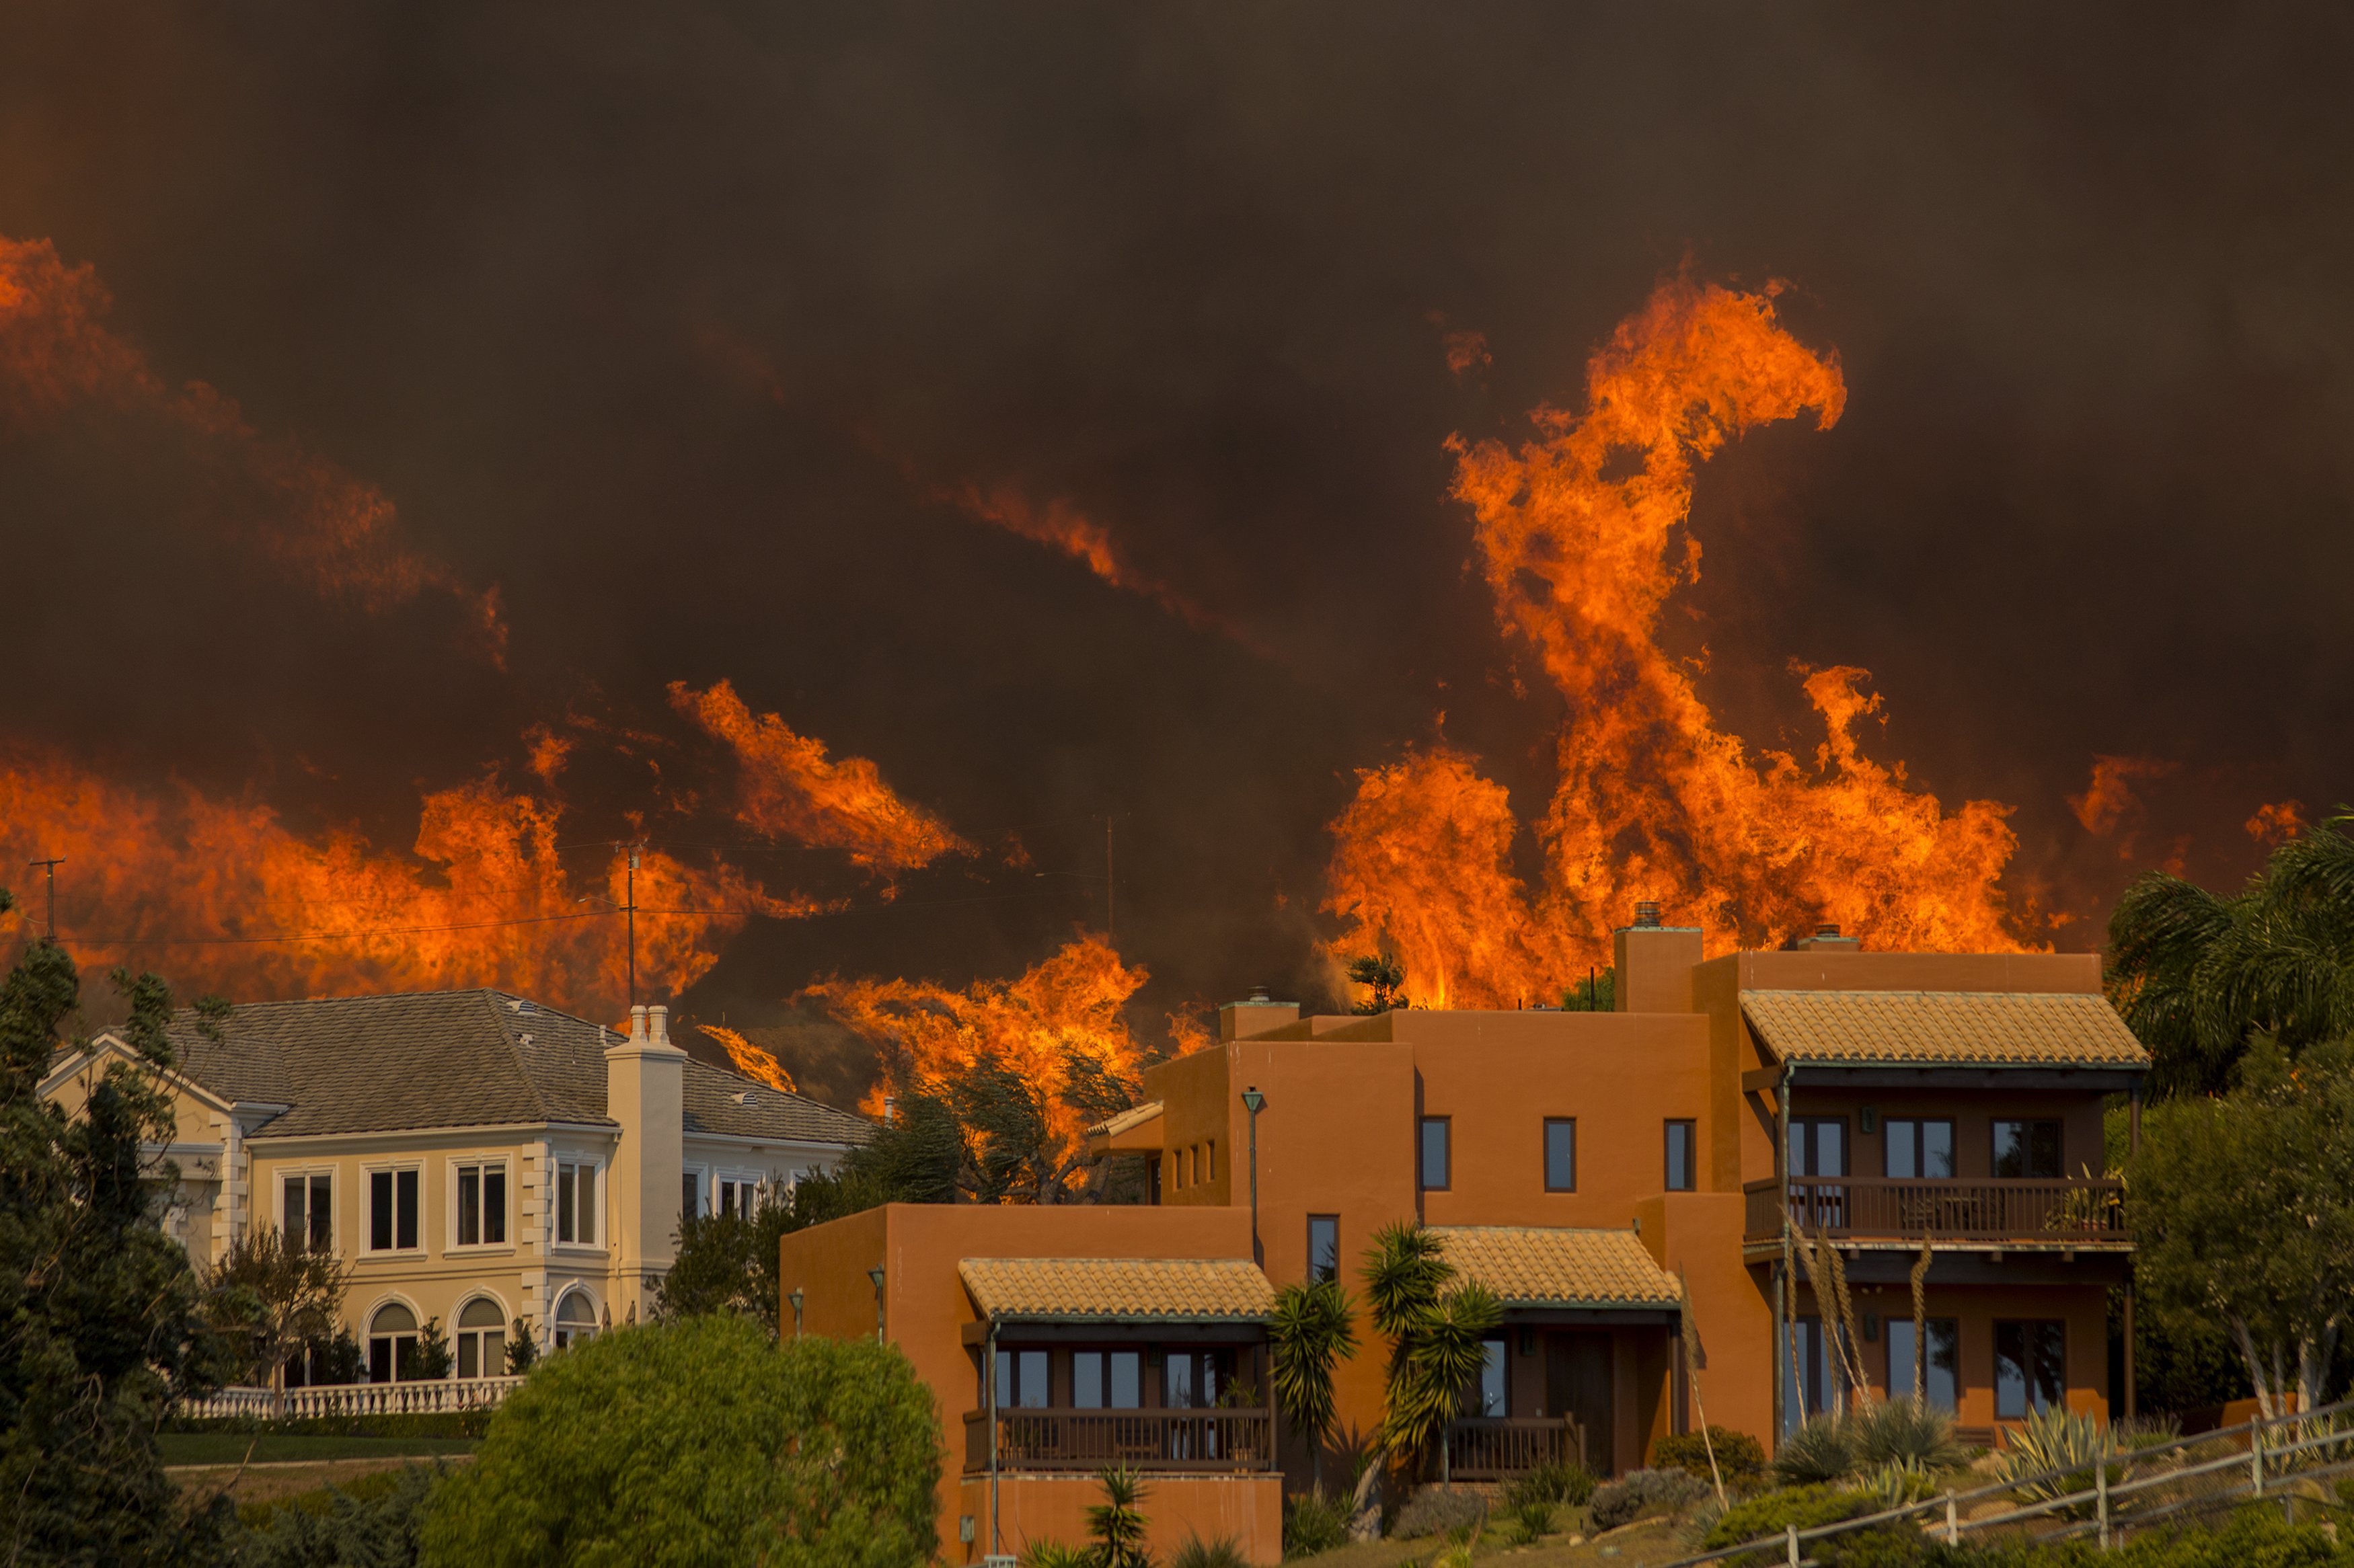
[682,1171,702,1221]
[1886,1317,1960,1412]
[1665,1120,1696,1191]
[1471,1337,1507,1416]
[1307,1215,1340,1283]
[1073,1350,1143,1409]
[1885,1120,1957,1179]
[1420,1117,1451,1191]
[556,1161,598,1245]
[1779,1316,1851,1434]
[367,1302,419,1382]
[553,1290,599,1351]
[1544,1118,1577,1191]
[455,1297,506,1379]
[1995,1320,2065,1417]
[369,1168,419,1251]
[1206,1140,1216,1181]
[1787,1118,1848,1177]
[1992,1121,2062,1179]
[282,1172,332,1251]
[994,1348,1050,1408]
[1164,1350,1226,1409]
[455,1163,506,1247]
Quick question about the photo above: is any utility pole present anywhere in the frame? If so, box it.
[1104,816,1115,940]
[26,858,61,939]
[625,843,642,1011]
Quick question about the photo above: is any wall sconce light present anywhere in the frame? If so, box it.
[868,1266,886,1341]
[788,1288,804,1339]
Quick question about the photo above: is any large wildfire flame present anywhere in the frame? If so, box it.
[1328,280,2024,1007]
[808,933,1168,1159]
[0,234,504,658]
[669,680,973,875]
[0,748,810,1013]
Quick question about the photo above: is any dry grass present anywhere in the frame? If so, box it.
[166,1454,467,1506]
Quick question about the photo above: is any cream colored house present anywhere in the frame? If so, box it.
[39,989,866,1384]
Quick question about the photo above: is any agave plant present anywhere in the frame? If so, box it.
[1507,1498,1555,1544]
[1996,1406,2119,1509]
[1770,1412,1858,1485]
[1864,1457,1942,1509]
[1088,1466,1154,1568]
[1020,1542,1094,1568]
[1168,1533,1248,1568]
[1851,1398,1970,1473]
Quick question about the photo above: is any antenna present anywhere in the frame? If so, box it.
[26,858,61,939]
[625,842,642,1011]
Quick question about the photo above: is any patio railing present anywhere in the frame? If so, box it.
[1443,1416,1584,1480]
[178,1376,525,1421]
[1744,1177,2129,1246]
[963,1407,1275,1473]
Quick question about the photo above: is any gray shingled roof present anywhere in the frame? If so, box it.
[143,989,867,1145]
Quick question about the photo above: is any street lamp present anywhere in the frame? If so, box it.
[868,1267,887,1341]
[788,1288,804,1339]
[1241,1086,1266,1266]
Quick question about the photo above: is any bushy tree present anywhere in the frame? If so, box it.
[420,1314,940,1567]
[0,918,230,1563]
[2129,1035,2354,1417]
[2109,823,2354,1095]
[1269,1278,1359,1488]
[204,1222,352,1409]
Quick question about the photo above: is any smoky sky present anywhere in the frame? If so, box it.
[4,2,2353,1055]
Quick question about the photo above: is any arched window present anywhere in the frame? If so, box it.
[455,1297,506,1380]
[368,1302,419,1383]
[554,1291,599,1351]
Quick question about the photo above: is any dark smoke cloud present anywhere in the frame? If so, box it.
[3,2,2352,1048]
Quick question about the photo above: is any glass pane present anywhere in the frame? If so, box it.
[484,1332,504,1374]
[486,1169,506,1245]
[1817,1122,1846,1177]
[284,1175,305,1241]
[1421,1120,1450,1189]
[395,1169,418,1249]
[1018,1350,1049,1409]
[458,1334,478,1380]
[1886,1318,1915,1399]
[1928,1320,1960,1411]
[1110,1351,1141,1408]
[1480,1339,1507,1416]
[683,1173,699,1220]
[369,1337,392,1383]
[459,1167,480,1247]
[1994,1321,2063,1415]
[1923,1122,1955,1179]
[1886,1120,1918,1179]
[371,1170,393,1250]
[1546,1120,1576,1190]
[1073,1351,1105,1408]
[1166,1353,1197,1408]
[1666,1122,1693,1190]
[310,1175,333,1249]
[2031,1123,2062,1179]
[582,1165,597,1243]
[558,1165,576,1243]
[1309,1216,1339,1282]
[994,1349,1010,1404]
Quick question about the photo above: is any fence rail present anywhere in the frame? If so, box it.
[179,1376,525,1421]
[1443,1417,1584,1480]
[1743,1177,2129,1245]
[1659,1395,2354,1567]
[962,1407,1273,1473]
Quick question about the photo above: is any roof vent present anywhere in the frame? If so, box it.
[519,1032,533,1046]
[516,998,535,1015]
[1815,923,1840,939]
[732,1090,755,1107]
[1248,985,1271,1004]
[1634,901,1661,929]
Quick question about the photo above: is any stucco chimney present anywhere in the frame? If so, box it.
[1219,990,1300,1041]
[605,998,687,1323]
[1613,904,1702,1014]
[1796,923,1861,953]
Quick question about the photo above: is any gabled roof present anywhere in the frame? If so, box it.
[958,1257,1274,1323]
[1741,989,2149,1069]
[1432,1226,1682,1309]
[131,989,866,1145]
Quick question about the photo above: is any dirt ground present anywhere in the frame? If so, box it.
[166,1455,469,1508]
[1301,1516,1696,1567]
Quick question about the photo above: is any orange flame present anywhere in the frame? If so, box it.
[702,1023,796,1093]
[0,233,504,659]
[2246,800,2307,846]
[944,480,1244,641]
[0,748,814,1015]
[669,679,973,875]
[809,934,1182,1167]
[1327,279,2026,1007]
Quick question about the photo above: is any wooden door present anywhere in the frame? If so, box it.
[1544,1331,1613,1476]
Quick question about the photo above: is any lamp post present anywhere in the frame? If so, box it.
[868,1267,886,1341]
[788,1289,804,1339]
[1241,1086,1266,1266]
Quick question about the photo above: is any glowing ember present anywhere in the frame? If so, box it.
[808,934,1183,1161]
[2070,756,2177,838]
[1327,279,2025,1008]
[703,1023,797,1093]
[669,679,972,876]
[2246,801,2308,845]
[0,233,504,658]
[0,748,814,1015]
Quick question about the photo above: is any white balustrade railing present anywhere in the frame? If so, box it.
[178,1375,525,1421]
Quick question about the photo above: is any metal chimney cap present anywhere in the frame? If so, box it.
[1815,923,1842,939]
[1247,985,1272,1004]
[1634,901,1662,929]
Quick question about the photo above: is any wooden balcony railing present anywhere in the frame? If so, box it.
[963,1407,1275,1473]
[1744,1176,2129,1245]
[1443,1417,1583,1480]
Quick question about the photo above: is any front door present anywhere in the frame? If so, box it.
[1544,1331,1613,1476]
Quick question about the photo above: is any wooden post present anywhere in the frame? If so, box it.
[1945,1491,1959,1545]
[1786,1522,1800,1566]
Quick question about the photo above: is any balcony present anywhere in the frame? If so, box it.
[1443,1417,1584,1481]
[1744,1176,2129,1249]
[963,1407,1275,1473]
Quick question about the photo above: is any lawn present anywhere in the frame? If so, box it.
[159,1432,480,1466]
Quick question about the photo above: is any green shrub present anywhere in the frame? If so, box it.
[1773,1412,1860,1485]
[1503,1458,1596,1509]
[1702,1483,1879,1552]
[1588,1466,1708,1530]
[420,1316,940,1567]
[1170,1533,1248,1568]
[1651,1425,1768,1486]
[165,1410,495,1439]
[1019,1542,1094,1568]
[235,1462,441,1567]
[1506,1498,1554,1544]
[1390,1487,1485,1539]
[1852,1400,1970,1472]
[1283,1489,1352,1557]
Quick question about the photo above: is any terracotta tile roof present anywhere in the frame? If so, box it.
[1431,1226,1681,1308]
[959,1257,1274,1323]
[1741,990,2150,1068]
[1087,1100,1164,1139]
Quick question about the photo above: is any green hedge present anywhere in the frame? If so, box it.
[164,1410,494,1438]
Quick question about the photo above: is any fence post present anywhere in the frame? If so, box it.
[1945,1491,1959,1546]
[2252,1423,2265,1499]
[2096,1462,2110,1551]
[1786,1521,1800,1567]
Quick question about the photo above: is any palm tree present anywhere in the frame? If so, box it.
[1270,1278,1360,1489]
[1088,1466,1152,1568]
[1359,1223,1501,1478]
[2109,822,2354,1095]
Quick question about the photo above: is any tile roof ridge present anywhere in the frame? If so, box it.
[476,989,564,1124]
[684,1055,868,1121]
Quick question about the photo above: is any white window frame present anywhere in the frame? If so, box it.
[277,1165,337,1253]
[551,1286,601,1350]
[681,1164,708,1223]
[714,1168,763,1220]
[452,1290,511,1380]
[551,1156,603,1249]
[447,1157,514,1252]
[363,1162,425,1255]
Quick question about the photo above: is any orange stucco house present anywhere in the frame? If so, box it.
[778,914,2146,1565]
